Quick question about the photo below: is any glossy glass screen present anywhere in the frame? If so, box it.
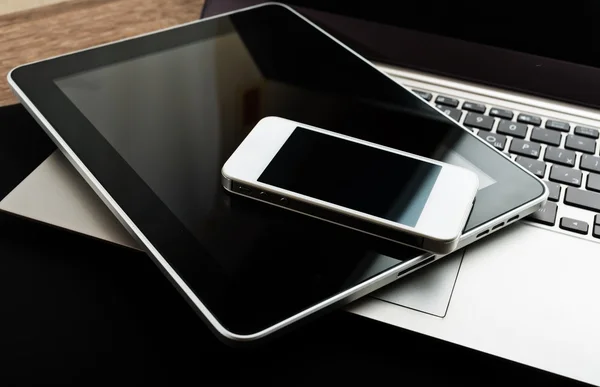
[259,128,441,227]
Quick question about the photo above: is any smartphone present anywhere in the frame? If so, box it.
[222,117,479,254]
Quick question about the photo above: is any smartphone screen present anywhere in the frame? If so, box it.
[258,127,441,228]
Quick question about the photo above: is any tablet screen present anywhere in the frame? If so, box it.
[13,4,545,336]
[55,12,507,234]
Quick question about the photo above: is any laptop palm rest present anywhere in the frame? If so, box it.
[0,150,461,316]
[0,151,138,249]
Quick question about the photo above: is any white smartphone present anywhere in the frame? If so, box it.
[222,117,479,254]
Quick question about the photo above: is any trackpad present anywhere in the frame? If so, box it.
[372,250,464,317]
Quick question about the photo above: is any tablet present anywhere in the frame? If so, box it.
[8,3,546,342]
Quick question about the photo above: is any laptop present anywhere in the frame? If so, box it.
[2,0,600,383]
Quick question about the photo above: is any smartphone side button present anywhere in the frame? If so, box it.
[279,197,289,206]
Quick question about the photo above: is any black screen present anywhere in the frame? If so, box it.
[14,4,545,335]
[259,128,441,227]
[203,1,600,110]
[271,1,600,70]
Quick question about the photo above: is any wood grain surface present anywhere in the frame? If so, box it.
[0,0,205,106]
[0,0,71,16]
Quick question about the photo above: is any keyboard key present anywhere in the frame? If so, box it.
[462,101,486,113]
[528,201,557,226]
[530,127,562,146]
[509,139,541,158]
[565,134,597,154]
[564,187,600,212]
[559,217,589,235]
[412,90,432,101]
[436,105,462,122]
[545,120,570,132]
[580,154,600,173]
[435,95,459,107]
[574,126,599,139]
[478,132,507,150]
[489,108,514,120]
[587,173,600,192]
[464,112,494,130]
[497,120,528,138]
[544,147,576,167]
[595,216,600,238]
[545,181,561,201]
[518,114,542,126]
[549,165,582,186]
[515,156,546,178]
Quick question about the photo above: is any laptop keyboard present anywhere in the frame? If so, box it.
[412,88,600,242]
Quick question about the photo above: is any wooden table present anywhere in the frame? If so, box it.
[0,0,205,106]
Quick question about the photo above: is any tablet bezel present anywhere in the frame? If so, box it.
[7,3,547,341]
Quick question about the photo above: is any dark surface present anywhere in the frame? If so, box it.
[0,102,588,385]
[203,0,600,110]
[0,209,587,385]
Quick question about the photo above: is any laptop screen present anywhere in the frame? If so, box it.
[282,1,600,70]
[198,0,600,108]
